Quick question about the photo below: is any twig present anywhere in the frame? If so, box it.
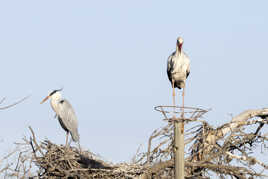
[0,95,31,110]
[28,126,44,156]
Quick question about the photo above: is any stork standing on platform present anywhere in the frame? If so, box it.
[167,37,190,109]
[41,89,80,147]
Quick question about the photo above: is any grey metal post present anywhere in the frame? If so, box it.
[174,118,184,179]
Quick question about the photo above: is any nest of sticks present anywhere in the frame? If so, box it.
[1,126,171,179]
[27,127,147,179]
[33,141,146,178]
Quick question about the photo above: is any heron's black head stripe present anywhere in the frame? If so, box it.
[49,88,62,96]
[49,90,57,96]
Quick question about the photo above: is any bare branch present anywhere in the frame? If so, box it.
[0,95,31,110]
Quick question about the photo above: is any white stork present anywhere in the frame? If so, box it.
[167,37,190,109]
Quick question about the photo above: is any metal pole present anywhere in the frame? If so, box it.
[174,118,184,179]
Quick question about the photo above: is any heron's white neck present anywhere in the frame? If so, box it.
[50,92,62,103]
[50,92,62,113]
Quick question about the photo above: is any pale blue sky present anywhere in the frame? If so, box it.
[1,0,268,165]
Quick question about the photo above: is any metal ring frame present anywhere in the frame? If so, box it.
[154,105,208,122]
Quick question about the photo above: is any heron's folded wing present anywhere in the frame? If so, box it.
[57,99,78,134]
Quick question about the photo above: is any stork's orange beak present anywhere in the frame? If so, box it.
[40,96,50,104]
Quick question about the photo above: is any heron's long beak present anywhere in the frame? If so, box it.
[40,96,50,104]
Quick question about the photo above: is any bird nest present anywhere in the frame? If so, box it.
[154,106,208,123]
[3,127,147,179]
[1,126,181,179]
[33,140,146,178]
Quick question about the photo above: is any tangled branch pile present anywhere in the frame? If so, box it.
[136,108,268,178]
[33,140,148,178]
[1,127,147,179]
[0,108,268,178]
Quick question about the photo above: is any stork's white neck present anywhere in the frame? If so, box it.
[176,46,182,56]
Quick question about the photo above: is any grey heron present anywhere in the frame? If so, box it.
[41,89,80,147]
[167,37,190,109]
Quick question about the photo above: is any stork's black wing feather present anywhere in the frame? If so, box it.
[186,71,190,79]
[167,52,175,83]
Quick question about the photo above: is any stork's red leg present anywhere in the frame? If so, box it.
[172,81,176,116]
[182,86,185,118]
[182,87,185,107]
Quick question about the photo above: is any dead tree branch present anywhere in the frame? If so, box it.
[136,108,268,178]
[0,95,30,110]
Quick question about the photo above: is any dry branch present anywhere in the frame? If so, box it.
[136,108,268,178]
[0,95,30,110]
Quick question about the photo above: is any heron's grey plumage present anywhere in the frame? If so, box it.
[57,99,80,142]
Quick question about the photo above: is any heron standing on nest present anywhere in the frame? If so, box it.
[167,37,190,109]
[41,89,80,147]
